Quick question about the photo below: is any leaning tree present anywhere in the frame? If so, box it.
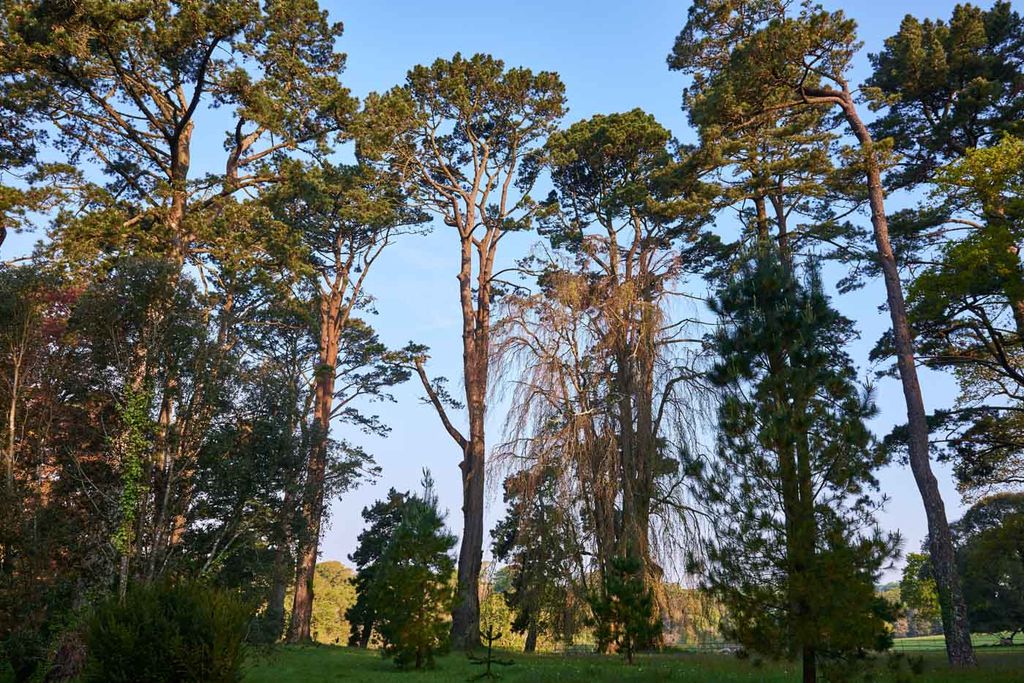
[670,0,975,665]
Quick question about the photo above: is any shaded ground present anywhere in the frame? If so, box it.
[244,643,1024,682]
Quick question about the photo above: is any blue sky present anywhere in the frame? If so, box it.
[311,0,973,581]
[3,0,984,581]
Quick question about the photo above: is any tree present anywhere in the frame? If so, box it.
[359,53,566,647]
[3,0,354,268]
[345,489,408,648]
[538,109,705,580]
[589,555,662,664]
[865,3,1024,500]
[900,553,942,636]
[672,8,843,270]
[265,160,421,642]
[895,135,1024,496]
[466,624,514,680]
[490,466,575,652]
[2,0,357,599]
[491,111,707,634]
[866,2,1024,191]
[959,497,1024,640]
[357,471,457,669]
[0,267,63,494]
[687,247,896,683]
[308,561,357,645]
[670,1,976,665]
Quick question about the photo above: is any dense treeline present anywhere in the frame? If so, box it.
[1,0,1023,679]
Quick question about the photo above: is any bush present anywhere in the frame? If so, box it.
[82,581,250,682]
[0,626,46,682]
[590,555,662,664]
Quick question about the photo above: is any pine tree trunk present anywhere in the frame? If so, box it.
[287,441,326,642]
[265,482,296,641]
[140,130,192,584]
[452,384,485,649]
[616,355,639,560]
[5,357,19,495]
[1011,299,1024,337]
[634,302,658,584]
[287,455,324,642]
[451,236,490,650]
[146,386,176,580]
[287,316,338,642]
[837,96,976,667]
[265,547,290,640]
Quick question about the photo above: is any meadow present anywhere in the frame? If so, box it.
[244,641,1024,683]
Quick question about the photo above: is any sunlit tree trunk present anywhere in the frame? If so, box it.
[813,87,976,667]
[288,295,340,642]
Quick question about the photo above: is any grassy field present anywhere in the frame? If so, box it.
[891,634,1010,651]
[244,643,1024,682]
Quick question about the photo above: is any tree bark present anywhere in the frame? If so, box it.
[802,644,816,683]
[524,619,538,653]
[265,478,297,641]
[1011,298,1024,338]
[448,232,493,650]
[452,347,486,649]
[287,425,328,642]
[830,91,976,667]
[5,356,19,495]
[357,622,373,649]
[265,545,290,640]
[136,124,192,584]
[287,312,339,642]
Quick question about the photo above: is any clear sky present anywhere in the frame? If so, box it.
[308,0,975,582]
[2,0,985,582]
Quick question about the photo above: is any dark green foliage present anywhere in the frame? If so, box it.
[866,1,1024,188]
[490,466,575,651]
[687,246,896,675]
[345,489,408,648]
[958,495,1024,638]
[589,555,662,664]
[351,471,456,669]
[82,581,250,683]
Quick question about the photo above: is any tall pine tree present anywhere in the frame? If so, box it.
[688,246,896,683]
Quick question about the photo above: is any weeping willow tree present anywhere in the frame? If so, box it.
[490,110,709,640]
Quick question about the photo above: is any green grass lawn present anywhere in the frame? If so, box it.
[243,644,1024,682]
[892,634,1011,651]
